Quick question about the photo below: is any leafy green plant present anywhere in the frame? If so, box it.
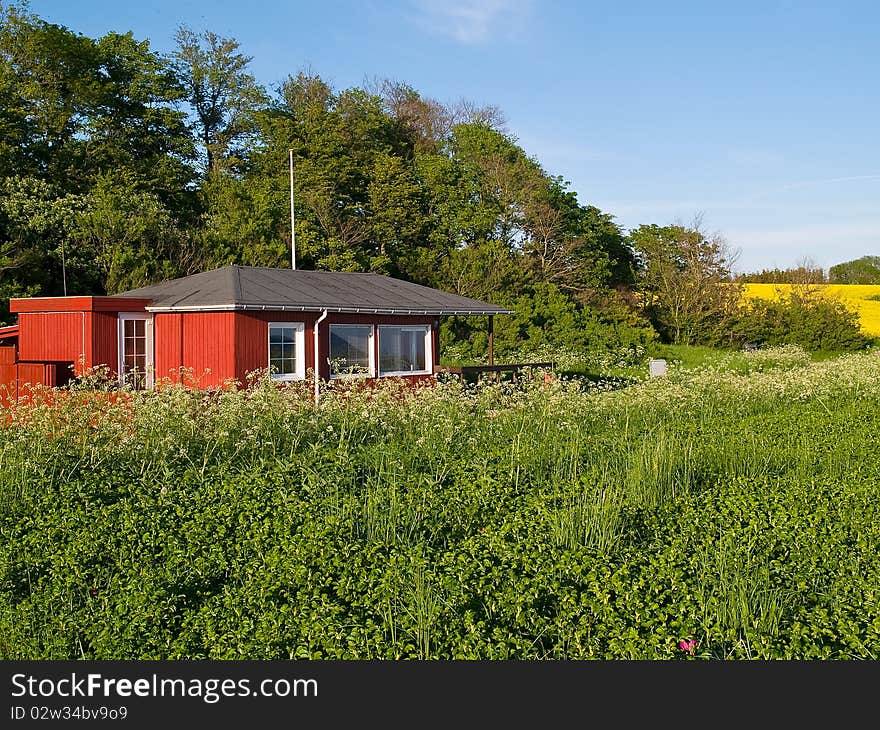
[2,348,880,659]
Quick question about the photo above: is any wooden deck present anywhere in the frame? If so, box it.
[436,362,555,382]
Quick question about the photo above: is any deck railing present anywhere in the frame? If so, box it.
[435,362,555,382]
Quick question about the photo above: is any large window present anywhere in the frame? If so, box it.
[268,322,305,380]
[329,324,374,377]
[378,325,430,376]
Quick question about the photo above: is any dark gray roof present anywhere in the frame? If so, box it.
[117,266,512,316]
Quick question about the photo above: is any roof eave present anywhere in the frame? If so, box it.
[144,303,513,316]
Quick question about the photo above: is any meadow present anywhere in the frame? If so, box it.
[743,283,880,336]
[1,346,879,659]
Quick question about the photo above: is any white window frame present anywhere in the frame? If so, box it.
[117,312,154,389]
[329,324,375,379]
[268,321,306,381]
[378,325,432,377]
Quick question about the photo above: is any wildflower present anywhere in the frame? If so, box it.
[678,638,698,655]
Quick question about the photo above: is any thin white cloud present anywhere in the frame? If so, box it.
[770,174,880,194]
[596,198,773,217]
[411,0,533,45]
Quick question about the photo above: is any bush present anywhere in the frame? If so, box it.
[440,282,657,364]
[735,288,870,352]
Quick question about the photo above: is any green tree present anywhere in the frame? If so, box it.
[829,255,880,284]
[70,173,186,293]
[197,172,289,269]
[173,27,266,174]
[449,122,538,248]
[631,221,741,345]
[0,177,88,317]
[88,32,197,210]
[0,5,196,198]
[251,73,410,272]
[0,3,101,186]
[0,6,200,308]
[367,152,426,275]
[522,176,634,296]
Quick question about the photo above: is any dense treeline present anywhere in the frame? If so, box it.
[735,256,880,286]
[0,3,870,352]
[734,265,828,285]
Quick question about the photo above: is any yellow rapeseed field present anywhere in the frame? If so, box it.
[742,283,880,336]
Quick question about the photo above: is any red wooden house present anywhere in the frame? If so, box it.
[0,266,510,395]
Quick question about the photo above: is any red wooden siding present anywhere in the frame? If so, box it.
[17,312,87,368]
[0,344,15,365]
[1,362,68,401]
[432,317,440,366]
[0,364,14,396]
[5,301,440,395]
[233,311,318,385]
[91,312,120,376]
[0,340,18,400]
[154,311,236,388]
[154,313,183,383]
[16,364,48,399]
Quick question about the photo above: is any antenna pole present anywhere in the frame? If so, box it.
[289,148,296,270]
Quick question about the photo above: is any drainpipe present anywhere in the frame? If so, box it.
[314,309,328,405]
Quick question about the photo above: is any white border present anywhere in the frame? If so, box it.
[267,321,306,380]
[117,312,154,388]
[377,325,432,377]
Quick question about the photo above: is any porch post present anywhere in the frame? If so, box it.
[488,315,494,366]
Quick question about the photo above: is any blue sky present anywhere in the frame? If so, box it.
[29,0,880,272]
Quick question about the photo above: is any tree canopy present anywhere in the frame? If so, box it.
[829,256,880,285]
[0,3,645,350]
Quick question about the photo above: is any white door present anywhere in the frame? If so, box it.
[118,313,154,389]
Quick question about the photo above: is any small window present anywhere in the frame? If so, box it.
[378,325,431,376]
[329,324,374,378]
[268,322,305,380]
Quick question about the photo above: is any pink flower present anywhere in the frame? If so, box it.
[678,638,698,655]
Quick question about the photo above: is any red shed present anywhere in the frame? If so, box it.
[1,266,510,394]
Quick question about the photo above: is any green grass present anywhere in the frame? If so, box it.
[647,343,720,370]
[1,347,880,659]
